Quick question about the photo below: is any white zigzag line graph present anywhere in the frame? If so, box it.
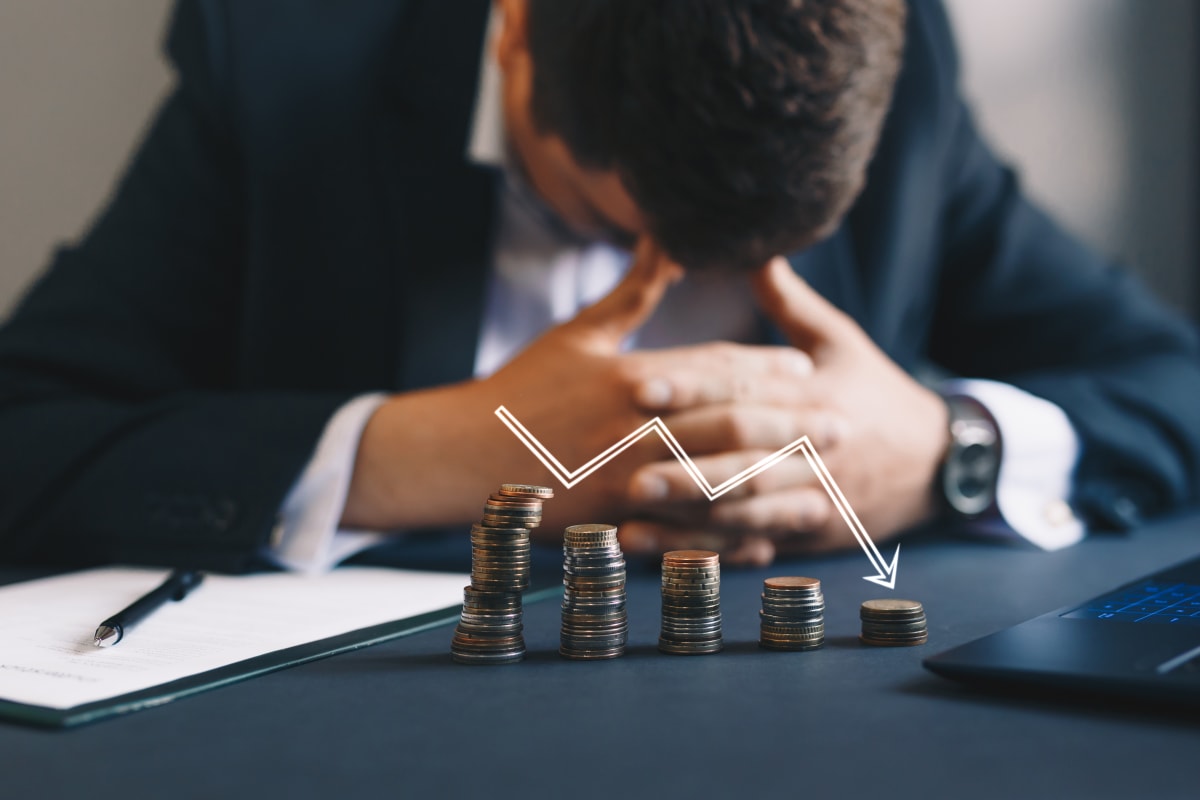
[494,405,899,587]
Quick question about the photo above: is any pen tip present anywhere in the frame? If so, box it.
[93,626,118,648]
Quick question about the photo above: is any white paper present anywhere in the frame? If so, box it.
[0,566,468,710]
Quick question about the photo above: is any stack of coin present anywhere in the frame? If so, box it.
[473,486,551,590]
[559,524,627,660]
[758,576,825,651]
[451,484,553,665]
[658,550,723,655]
[450,586,526,665]
[859,598,928,647]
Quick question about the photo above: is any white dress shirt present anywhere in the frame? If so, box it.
[268,8,1084,572]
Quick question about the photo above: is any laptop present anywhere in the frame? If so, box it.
[924,553,1200,707]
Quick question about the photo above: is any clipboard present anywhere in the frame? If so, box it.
[0,566,562,728]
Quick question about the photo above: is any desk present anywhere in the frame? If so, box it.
[3,514,1199,800]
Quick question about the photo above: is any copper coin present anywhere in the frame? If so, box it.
[663,550,720,564]
[764,576,821,591]
[486,495,545,509]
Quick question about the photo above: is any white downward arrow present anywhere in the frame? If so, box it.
[495,405,900,589]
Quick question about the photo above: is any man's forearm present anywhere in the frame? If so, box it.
[340,381,501,532]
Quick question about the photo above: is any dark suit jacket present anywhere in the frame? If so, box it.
[1,0,1197,572]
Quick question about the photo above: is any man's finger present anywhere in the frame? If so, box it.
[566,237,682,349]
[619,520,776,567]
[618,520,730,557]
[629,449,820,505]
[751,256,855,353]
[633,346,814,411]
[724,535,777,567]
[639,405,851,457]
[772,526,854,558]
[707,486,834,536]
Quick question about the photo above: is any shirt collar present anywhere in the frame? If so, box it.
[467,5,507,168]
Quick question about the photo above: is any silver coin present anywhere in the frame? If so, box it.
[859,628,929,639]
[860,634,928,647]
[861,621,928,634]
[759,640,823,652]
[451,650,525,665]
[657,639,723,655]
[559,646,625,660]
[470,523,531,534]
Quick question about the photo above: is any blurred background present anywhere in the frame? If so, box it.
[0,0,1197,321]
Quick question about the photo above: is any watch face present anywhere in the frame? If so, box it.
[957,442,994,500]
[944,434,999,517]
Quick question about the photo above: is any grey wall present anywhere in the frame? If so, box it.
[0,1,1197,321]
[946,0,1199,319]
[0,1,173,319]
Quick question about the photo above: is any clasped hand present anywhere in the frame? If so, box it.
[483,240,949,566]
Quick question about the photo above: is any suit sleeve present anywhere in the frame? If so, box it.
[0,0,352,571]
[917,0,1200,528]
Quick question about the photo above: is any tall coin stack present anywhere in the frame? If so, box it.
[559,524,627,660]
[758,576,825,651]
[451,484,554,665]
[658,550,723,655]
[859,598,928,647]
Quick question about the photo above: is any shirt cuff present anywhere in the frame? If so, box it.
[943,378,1085,551]
[267,393,389,574]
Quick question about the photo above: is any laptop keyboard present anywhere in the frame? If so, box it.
[1062,581,1200,625]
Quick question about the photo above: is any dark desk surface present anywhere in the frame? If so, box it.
[4,515,1200,800]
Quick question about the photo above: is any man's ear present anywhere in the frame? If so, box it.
[494,0,530,71]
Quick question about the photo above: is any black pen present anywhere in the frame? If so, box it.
[93,570,205,647]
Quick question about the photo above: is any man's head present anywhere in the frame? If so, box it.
[494,0,906,270]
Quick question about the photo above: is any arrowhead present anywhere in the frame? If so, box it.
[862,544,901,590]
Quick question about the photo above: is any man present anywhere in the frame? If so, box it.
[0,0,1196,573]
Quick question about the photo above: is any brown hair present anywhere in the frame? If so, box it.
[527,0,906,270]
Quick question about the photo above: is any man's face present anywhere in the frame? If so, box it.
[494,0,644,250]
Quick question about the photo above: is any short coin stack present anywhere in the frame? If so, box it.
[758,576,825,651]
[451,484,554,665]
[658,550,723,655]
[559,524,628,660]
[859,598,928,647]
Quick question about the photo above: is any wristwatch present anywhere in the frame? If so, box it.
[938,395,1001,518]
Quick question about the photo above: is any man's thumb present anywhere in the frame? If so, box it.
[568,238,682,348]
[752,256,850,353]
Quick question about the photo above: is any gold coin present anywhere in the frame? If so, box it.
[565,523,619,536]
[498,484,555,499]
[861,598,924,614]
